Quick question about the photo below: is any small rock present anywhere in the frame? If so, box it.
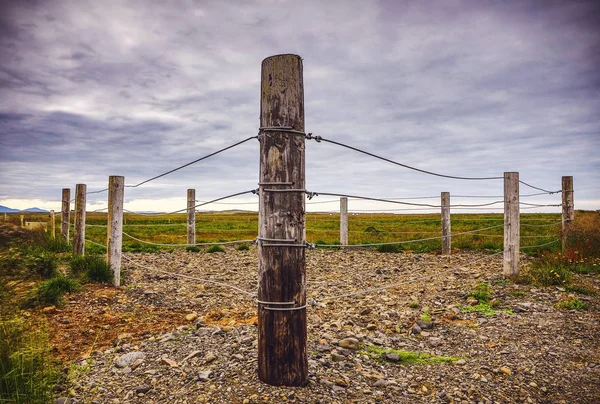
[143,290,156,295]
[42,305,56,313]
[331,352,345,362]
[455,359,466,365]
[185,313,198,322]
[373,379,387,387]
[385,353,400,362]
[411,324,422,335]
[338,337,360,350]
[198,370,212,381]
[204,352,218,363]
[500,366,512,375]
[428,337,442,347]
[160,357,178,368]
[332,385,346,392]
[182,350,202,362]
[135,385,151,394]
[466,296,478,306]
[231,354,244,361]
[55,398,70,404]
[366,323,377,331]
[416,320,433,329]
[316,343,331,352]
[115,352,145,369]
[420,331,431,337]
[360,308,372,315]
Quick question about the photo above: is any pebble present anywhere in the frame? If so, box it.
[185,313,198,322]
[55,398,70,404]
[134,385,151,394]
[411,324,422,335]
[428,337,442,347]
[204,352,218,363]
[115,352,146,369]
[366,323,377,331]
[338,337,360,350]
[198,370,212,381]
[416,320,433,329]
[331,352,345,362]
[385,353,400,362]
[500,367,512,375]
[455,359,467,365]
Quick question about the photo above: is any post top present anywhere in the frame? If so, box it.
[262,54,302,64]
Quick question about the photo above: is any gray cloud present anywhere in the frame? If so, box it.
[1,0,599,213]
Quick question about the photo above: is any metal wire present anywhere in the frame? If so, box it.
[122,231,255,247]
[167,189,258,215]
[125,136,258,188]
[312,192,507,208]
[519,239,560,249]
[518,181,560,194]
[308,136,503,180]
[313,251,503,303]
[120,254,256,298]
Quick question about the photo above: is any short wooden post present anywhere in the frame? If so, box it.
[73,184,86,256]
[187,189,196,246]
[340,197,348,245]
[50,210,56,239]
[107,176,124,286]
[257,54,307,386]
[61,188,70,242]
[441,192,451,255]
[561,176,574,251]
[503,172,520,278]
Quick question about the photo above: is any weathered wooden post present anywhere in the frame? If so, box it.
[107,176,124,286]
[49,210,56,239]
[340,197,348,245]
[73,184,86,255]
[441,192,451,255]
[503,172,519,278]
[561,176,574,251]
[20,214,24,227]
[257,54,307,386]
[187,189,196,246]
[61,188,70,242]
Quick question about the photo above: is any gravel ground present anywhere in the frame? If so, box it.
[52,248,600,403]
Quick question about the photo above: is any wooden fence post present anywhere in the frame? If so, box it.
[340,197,348,245]
[61,188,70,243]
[107,176,124,286]
[187,189,196,246]
[503,172,519,278]
[441,192,451,255]
[73,184,86,256]
[561,176,574,251]
[50,210,55,239]
[20,214,24,227]
[257,54,307,386]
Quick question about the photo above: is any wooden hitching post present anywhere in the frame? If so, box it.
[107,176,124,286]
[187,189,196,246]
[561,176,574,251]
[503,172,519,278]
[73,184,86,256]
[257,54,308,386]
[340,197,348,246]
[441,192,451,255]
[61,188,70,243]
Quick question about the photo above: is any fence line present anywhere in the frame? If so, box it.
[122,231,255,247]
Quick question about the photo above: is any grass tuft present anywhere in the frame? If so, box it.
[363,345,458,364]
[556,297,588,311]
[207,245,225,253]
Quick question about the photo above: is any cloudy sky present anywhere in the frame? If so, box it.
[1,0,599,214]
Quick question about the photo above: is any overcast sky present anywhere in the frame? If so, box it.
[1,0,599,214]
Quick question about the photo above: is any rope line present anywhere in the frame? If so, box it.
[313,224,504,248]
[519,239,560,249]
[307,136,503,181]
[312,251,503,303]
[124,136,257,188]
[120,255,256,298]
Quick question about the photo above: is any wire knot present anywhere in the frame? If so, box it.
[307,299,318,307]
[251,188,259,195]
[306,191,318,200]
[307,243,316,250]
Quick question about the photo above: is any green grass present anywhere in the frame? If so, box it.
[468,282,492,303]
[207,245,225,253]
[29,276,79,307]
[236,244,250,251]
[186,246,201,253]
[69,255,112,283]
[420,310,431,322]
[362,345,458,364]
[556,297,588,311]
[564,285,597,296]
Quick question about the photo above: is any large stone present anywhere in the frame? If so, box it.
[115,352,146,369]
[338,337,360,350]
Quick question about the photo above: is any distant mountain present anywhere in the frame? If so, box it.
[0,205,20,213]
[21,207,49,213]
[0,206,49,213]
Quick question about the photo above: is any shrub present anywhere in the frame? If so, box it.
[236,244,250,251]
[207,245,225,253]
[468,282,492,304]
[556,297,588,311]
[69,255,112,283]
[564,212,600,259]
[32,276,79,307]
[186,246,201,253]
[26,251,58,279]
[526,254,571,286]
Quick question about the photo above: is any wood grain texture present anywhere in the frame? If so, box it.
[257,54,307,386]
[561,176,574,251]
[503,172,520,278]
[107,176,124,286]
[441,192,451,255]
[340,197,348,246]
[187,189,196,246]
[61,188,70,243]
[73,184,86,256]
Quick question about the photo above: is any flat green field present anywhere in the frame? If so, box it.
[7,211,562,255]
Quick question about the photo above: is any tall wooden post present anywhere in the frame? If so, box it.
[561,176,574,251]
[257,54,307,386]
[503,172,519,278]
[187,189,196,246]
[50,210,55,239]
[441,192,451,255]
[73,184,86,256]
[61,188,70,242]
[340,197,348,245]
[20,214,24,227]
[107,176,124,286]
